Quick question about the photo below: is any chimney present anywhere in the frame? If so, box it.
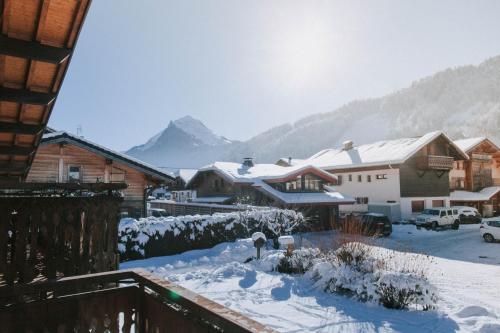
[243,157,254,167]
[343,140,353,151]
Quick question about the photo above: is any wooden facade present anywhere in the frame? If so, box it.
[26,138,174,217]
[451,139,500,192]
[450,138,500,216]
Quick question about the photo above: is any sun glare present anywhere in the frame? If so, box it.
[267,14,340,91]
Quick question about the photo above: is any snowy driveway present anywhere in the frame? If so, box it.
[121,225,500,333]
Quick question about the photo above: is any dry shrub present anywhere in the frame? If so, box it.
[316,241,437,310]
[275,248,321,274]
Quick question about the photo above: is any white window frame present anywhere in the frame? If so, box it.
[67,165,82,183]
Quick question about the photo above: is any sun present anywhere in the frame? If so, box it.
[268,15,336,91]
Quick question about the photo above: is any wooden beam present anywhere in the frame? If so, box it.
[0,33,71,64]
[0,146,34,156]
[0,121,44,135]
[0,164,27,174]
[0,86,55,105]
[0,182,128,191]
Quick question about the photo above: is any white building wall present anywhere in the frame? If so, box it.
[334,168,401,213]
[400,196,450,220]
[333,167,452,220]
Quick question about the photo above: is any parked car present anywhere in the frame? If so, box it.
[415,207,460,230]
[360,213,392,236]
[147,208,169,218]
[452,206,482,224]
[480,219,500,243]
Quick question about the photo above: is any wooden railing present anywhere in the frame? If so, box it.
[0,195,122,285]
[416,155,454,170]
[0,269,276,333]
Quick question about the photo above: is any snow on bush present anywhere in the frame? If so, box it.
[275,248,321,274]
[308,242,437,310]
[119,208,304,261]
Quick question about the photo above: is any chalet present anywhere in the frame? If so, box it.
[26,131,175,217]
[302,131,468,220]
[276,157,305,167]
[186,158,354,228]
[450,137,500,216]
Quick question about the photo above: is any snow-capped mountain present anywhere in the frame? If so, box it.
[126,116,235,168]
[225,55,500,163]
[128,55,500,168]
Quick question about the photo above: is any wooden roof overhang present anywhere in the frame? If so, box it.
[0,0,91,182]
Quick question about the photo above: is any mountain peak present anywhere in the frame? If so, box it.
[171,115,230,146]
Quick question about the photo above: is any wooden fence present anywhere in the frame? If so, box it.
[0,269,277,333]
[0,195,122,285]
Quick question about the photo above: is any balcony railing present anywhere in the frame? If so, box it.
[416,155,454,170]
[0,269,276,333]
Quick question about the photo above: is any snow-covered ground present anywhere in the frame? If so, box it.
[121,224,500,333]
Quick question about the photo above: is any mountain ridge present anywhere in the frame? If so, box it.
[126,55,500,168]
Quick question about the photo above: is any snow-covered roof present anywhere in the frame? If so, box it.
[450,187,500,202]
[41,131,175,182]
[453,137,500,154]
[192,161,337,185]
[191,196,233,204]
[303,131,468,170]
[175,169,198,184]
[252,180,354,205]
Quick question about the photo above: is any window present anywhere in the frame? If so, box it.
[367,175,372,182]
[355,197,369,204]
[348,174,352,182]
[357,175,362,182]
[447,210,453,216]
[110,167,125,182]
[411,200,425,213]
[376,174,387,180]
[68,166,81,182]
[432,200,444,208]
[337,175,343,185]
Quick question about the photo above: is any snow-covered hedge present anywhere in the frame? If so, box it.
[308,243,437,310]
[119,208,304,261]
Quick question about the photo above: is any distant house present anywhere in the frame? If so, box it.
[275,157,305,167]
[303,131,468,220]
[450,137,500,216]
[186,158,354,229]
[171,169,198,202]
[26,131,175,217]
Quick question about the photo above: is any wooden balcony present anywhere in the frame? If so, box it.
[0,269,276,333]
[416,155,454,170]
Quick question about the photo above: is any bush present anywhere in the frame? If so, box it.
[275,248,320,274]
[376,273,437,310]
[310,242,437,310]
[118,208,305,261]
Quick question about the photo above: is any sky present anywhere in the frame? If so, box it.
[50,0,500,151]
